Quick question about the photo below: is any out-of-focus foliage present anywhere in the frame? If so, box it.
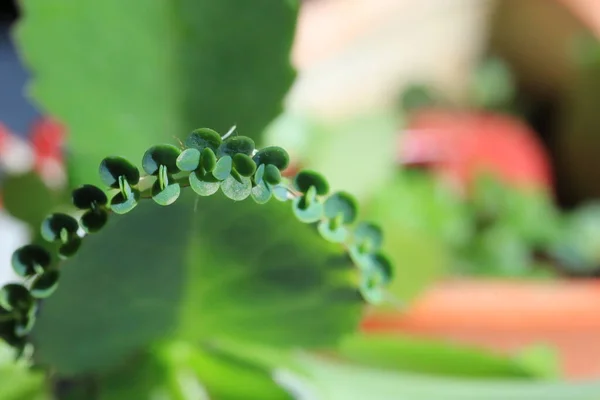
[0,343,47,400]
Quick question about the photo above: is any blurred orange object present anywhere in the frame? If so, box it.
[400,109,553,194]
[362,279,600,380]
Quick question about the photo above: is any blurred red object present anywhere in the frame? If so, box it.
[399,109,553,194]
[30,117,65,170]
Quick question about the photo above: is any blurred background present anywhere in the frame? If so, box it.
[4,0,600,399]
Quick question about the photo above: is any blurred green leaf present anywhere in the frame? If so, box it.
[299,354,600,400]
[0,343,48,400]
[338,334,557,379]
[31,191,362,374]
[16,0,298,187]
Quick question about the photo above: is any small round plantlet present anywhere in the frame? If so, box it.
[185,128,222,152]
[218,136,255,157]
[151,167,181,206]
[264,164,282,186]
[0,284,33,313]
[176,148,201,172]
[272,185,290,202]
[318,219,348,243]
[11,244,51,278]
[99,156,140,189]
[294,170,329,195]
[58,237,82,259]
[292,187,323,223]
[371,253,393,284]
[323,192,358,224]
[41,213,79,243]
[212,156,232,181]
[221,175,252,201]
[81,209,109,233]
[201,148,217,172]
[72,184,108,210]
[110,188,140,215]
[30,270,60,299]
[15,313,36,337]
[251,181,272,204]
[353,222,383,253]
[253,146,290,171]
[232,153,257,177]
[359,268,385,304]
[142,144,181,175]
[189,170,220,196]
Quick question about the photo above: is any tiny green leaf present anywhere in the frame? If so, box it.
[11,244,51,278]
[185,128,222,152]
[251,180,272,204]
[15,313,36,337]
[359,268,385,304]
[201,147,218,173]
[292,195,323,223]
[213,156,233,181]
[218,136,255,157]
[264,164,282,185]
[353,222,383,252]
[318,219,348,243]
[232,153,257,177]
[71,184,108,210]
[41,213,79,243]
[110,189,141,215]
[189,171,220,197]
[252,146,290,170]
[151,179,181,206]
[0,284,33,313]
[324,191,358,224]
[81,209,109,233]
[58,237,83,259]
[176,148,201,172]
[30,270,60,299]
[99,157,140,189]
[294,170,329,195]
[254,163,266,185]
[221,175,252,201]
[272,185,289,201]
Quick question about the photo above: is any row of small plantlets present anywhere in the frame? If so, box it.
[1,127,393,356]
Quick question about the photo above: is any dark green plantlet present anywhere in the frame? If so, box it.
[11,244,51,278]
[0,284,33,313]
[71,184,108,210]
[294,170,329,195]
[221,175,252,201]
[264,164,282,185]
[371,253,393,284]
[30,270,60,299]
[81,209,109,233]
[201,147,217,172]
[99,156,140,189]
[324,191,358,224]
[253,146,290,171]
[15,313,36,337]
[218,136,255,157]
[251,181,272,204]
[189,171,220,197]
[58,237,82,259]
[213,156,233,180]
[142,144,181,175]
[110,188,140,215]
[176,148,201,172]
[353,222,383,252]
[41,213,79,243]
[232,153,257,177]
[185,128,222,152]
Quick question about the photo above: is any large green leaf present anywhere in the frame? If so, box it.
[16,0,297,187]
[32,191,362,374]
[298,354,600,400]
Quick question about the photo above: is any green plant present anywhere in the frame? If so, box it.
[1,128,393,358]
